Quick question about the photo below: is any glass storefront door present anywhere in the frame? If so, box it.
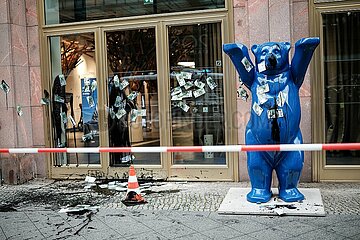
[49,33,100,166]
[168,23,226,165]
[101,20,234,180]
[105,28,161,166]
[323,11,360,166]
[166,21,235,181]
[44,8,236,180]
[312,1,360,181]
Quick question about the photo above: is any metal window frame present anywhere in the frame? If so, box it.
[37,0,238,181]
[310,0,360,182]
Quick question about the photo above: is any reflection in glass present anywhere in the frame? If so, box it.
[168,23,225,165]
[44,0,225,25]
[106,28,160,166]
[323,11,360,165]
[49,33,99,165]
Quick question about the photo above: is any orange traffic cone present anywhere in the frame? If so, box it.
[122,165,147,206]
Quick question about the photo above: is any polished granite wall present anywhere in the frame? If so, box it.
[0,0,46,184]
[0,0,313,183]
[233,0,313,182]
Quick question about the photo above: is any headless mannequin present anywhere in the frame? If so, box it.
[52,75,67,148]
[108,86,135,164]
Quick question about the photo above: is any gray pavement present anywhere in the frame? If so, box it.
[1,179,360,239]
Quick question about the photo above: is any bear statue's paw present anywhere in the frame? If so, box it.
[278,188,305,202]
[247,188,272,203]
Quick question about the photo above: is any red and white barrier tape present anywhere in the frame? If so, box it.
[1,143,360,154]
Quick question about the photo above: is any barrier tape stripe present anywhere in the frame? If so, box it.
[131,147,168,153]
[9,148,39,154]
[167,146,203,152]
[242,145,280,151]
[322,143,360,151]
[280,144,323,151]
[38,148,67,153]
[1,143,360,154]
[99,147,132,153]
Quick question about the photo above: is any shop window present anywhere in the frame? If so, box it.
[168,22,226,165]
[49,33,99,165]
[44,0,225,25]
[106,28,160,166]
[323,11,360,165]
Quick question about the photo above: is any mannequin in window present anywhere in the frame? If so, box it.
[108,83,136,165]
[52,74,67,148]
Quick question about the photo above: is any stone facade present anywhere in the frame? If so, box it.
[0,0,314,183]
[233,0,312,182]
[0,0,46,184]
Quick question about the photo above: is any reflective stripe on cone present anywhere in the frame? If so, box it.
[122,165,147,206]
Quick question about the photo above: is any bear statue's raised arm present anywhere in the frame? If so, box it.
[291,37,320,87]
[223,43,255,88]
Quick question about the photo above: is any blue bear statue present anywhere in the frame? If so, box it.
[223,38,320,203]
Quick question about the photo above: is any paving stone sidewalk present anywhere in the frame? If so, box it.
[0,179,359,214]
[0,179,359,239]
[1,208,360,239]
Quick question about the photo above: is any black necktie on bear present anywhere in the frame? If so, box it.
[270,97,280,144]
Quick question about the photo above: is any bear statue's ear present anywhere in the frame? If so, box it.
[251,44,259,56]
[284,42,291,53]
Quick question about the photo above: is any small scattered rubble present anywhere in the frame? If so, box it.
[260,204,298,216]
[0,178,186,211]
[59,204,99,215]
[83,176,168,194]
[0,205,17,212]
[57,204,98,236]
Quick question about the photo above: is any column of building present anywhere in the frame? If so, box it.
[233,0,312,182]
[0,0,45,184]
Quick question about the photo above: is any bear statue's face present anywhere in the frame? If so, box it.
[251,42,291,75]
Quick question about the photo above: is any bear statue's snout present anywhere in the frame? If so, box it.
[266,53,277,69]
